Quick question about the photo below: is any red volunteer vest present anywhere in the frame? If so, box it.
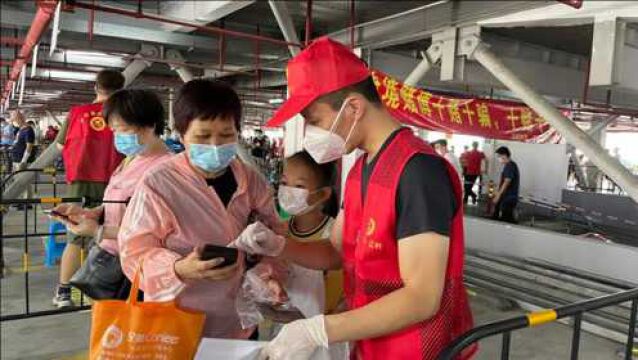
[62,103,123,183]
[343,129,476,360]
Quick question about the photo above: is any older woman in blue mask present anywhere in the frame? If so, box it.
[117,79,286,339]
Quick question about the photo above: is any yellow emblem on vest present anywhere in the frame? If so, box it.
[89,116,106,131]
[365,218,376,237]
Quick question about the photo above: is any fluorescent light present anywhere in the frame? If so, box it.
[65,50,126,68]
[268,98,284,105]
[37,69,96,82]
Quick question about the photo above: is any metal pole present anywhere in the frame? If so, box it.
[23,204,30,315]
[470,41,638,203]
[501,331,511,360]
[166,49,194,83]
[570,313,582,360]
[305,0,313,46]
[268,1,301,57]
[122,58,152,88]
[349,0,356,49]
[404,43,442,87]
[627,299,637,360]
[567,115,618,191]
[405,53,434,87]
[174,67,194,83]
[168,88,175,133]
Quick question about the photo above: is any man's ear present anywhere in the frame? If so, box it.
[346,94,366,122]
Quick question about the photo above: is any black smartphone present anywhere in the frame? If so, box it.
[200,244,238,268]
[45,210,79,226]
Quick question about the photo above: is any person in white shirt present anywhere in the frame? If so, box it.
[433,139,462,180]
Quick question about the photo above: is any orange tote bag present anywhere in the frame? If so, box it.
[90,270,205,360]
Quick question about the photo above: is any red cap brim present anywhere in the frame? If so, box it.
[265,93,318,128]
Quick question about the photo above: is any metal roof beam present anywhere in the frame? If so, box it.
[0,7,288,61]
[159,1,254,32]
[479,1,638,28]
[327,1,554,49]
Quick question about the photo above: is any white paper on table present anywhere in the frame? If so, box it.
[286,264,325,318]
[195,338,265,360]
[195,338,327,360]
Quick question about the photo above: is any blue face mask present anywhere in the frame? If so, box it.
[189,143,237,173]
[114,133,144,156]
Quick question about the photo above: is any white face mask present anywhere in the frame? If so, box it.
[278,185,319,216]
[303,99,357,164]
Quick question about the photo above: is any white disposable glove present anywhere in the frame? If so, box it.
[259,315,328,360]
[231,221,285,257]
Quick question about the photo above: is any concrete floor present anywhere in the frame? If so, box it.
[1,287,624,359]
[0,185,629,359]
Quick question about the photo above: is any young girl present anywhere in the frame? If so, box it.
[278,151,342,315]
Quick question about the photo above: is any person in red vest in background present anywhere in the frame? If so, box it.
[463,141,488,205]
[44,125,59,144]
[233,37,475,360]
[53,70,124,308]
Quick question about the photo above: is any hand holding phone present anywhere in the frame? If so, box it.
[174,246,239,282]
[45,209,79,225]
[200,244,239,268]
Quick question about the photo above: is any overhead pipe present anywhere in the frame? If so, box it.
[30,44,39,77]
[468,39,638,203]
[70,1,301,49]
[0,37,24,47]
[1,0,59,103]
[0,62,100,74]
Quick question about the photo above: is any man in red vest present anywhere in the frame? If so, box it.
[235,38,475,359]
[463,141,488,205]
[53,70,124,308]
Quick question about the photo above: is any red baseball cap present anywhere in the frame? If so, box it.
[265,37,370,128]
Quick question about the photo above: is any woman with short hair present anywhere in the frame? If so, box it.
[118,79,285,339]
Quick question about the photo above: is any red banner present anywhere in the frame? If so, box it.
[371,70,556,142]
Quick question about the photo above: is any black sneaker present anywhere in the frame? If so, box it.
[52,285,74,308]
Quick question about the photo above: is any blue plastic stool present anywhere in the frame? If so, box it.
[44,221,67,268]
